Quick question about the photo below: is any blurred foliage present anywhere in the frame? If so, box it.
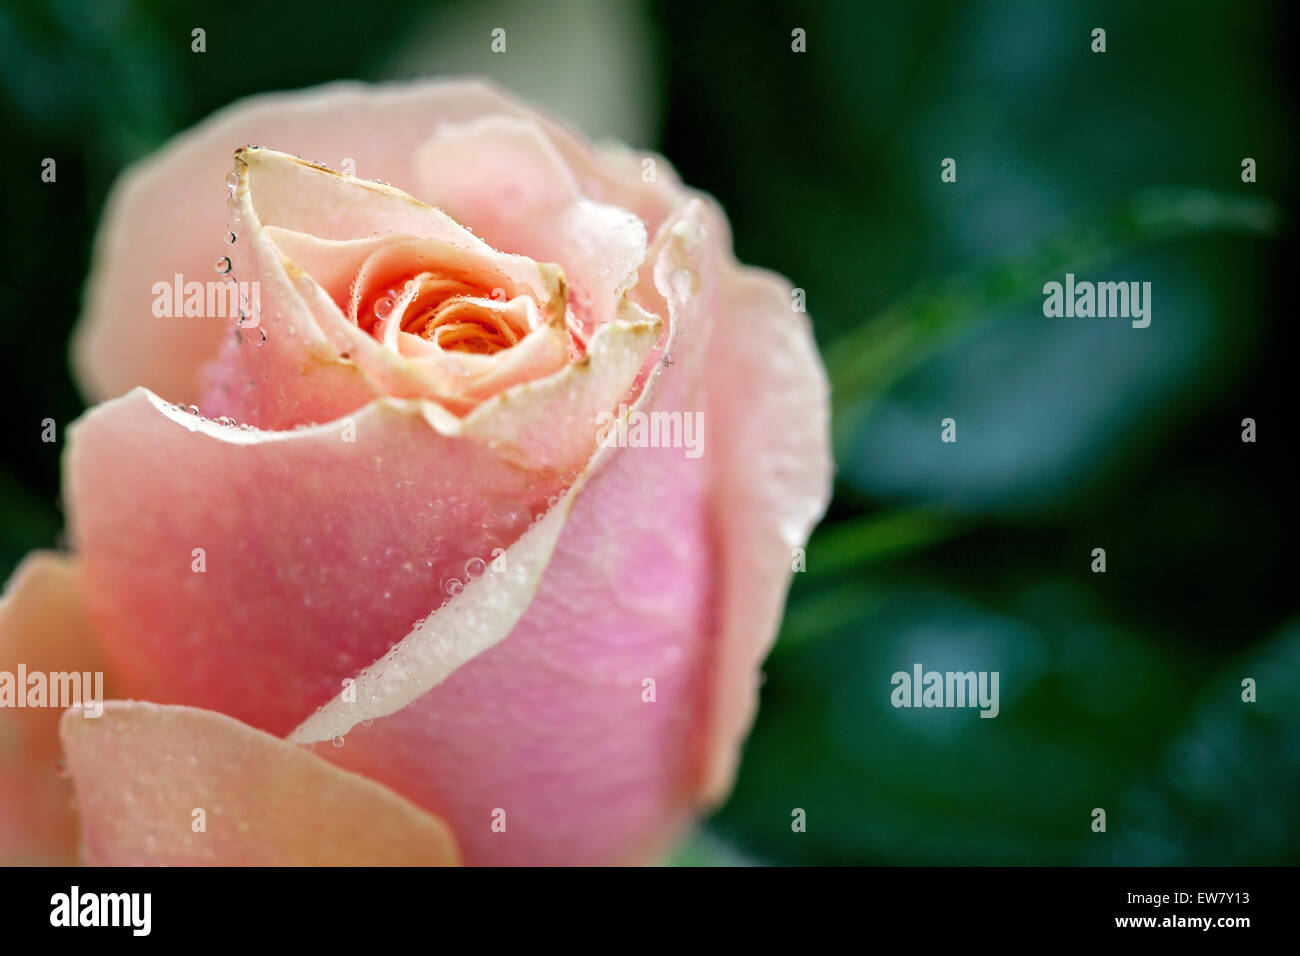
[0,0,1295,864]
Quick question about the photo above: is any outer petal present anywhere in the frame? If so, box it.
[696,213,834,802]
[60,702,459,865]
[72,79,676,407]
[0,553,112,864]
[63,391,558,737]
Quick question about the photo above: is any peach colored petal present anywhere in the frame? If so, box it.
[0,553,112,865]
[61,702,459,865]
[72,79,672,408]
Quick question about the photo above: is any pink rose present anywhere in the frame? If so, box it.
[0,80,830,865]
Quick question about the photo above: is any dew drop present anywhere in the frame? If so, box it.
[214,256,232,275]
[464,557,487,578]
[331,735,345,748]
[373,294,396,320]
[225,231,237,244]
[443,577,464,597]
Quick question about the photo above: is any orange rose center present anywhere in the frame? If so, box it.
[358,272,531,356]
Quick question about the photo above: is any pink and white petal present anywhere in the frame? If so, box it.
[71,78,673,407]
[63,389,568,737]
[0,553,113,865]
[61,702,460,865]
[288,452,585,745]
[696,216,833,803]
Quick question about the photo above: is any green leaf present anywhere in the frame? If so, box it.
[827,189,1280,459]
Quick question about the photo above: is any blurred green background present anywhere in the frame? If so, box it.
[1,0,1295,864]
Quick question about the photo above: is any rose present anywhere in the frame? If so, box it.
[0,80,830,865]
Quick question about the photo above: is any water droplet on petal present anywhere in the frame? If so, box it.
[214,256,232,275]
[331,735,345,748]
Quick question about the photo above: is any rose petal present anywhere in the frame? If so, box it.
[288,456,583,744]
[694,210,833,802]
[63,390,557,736]
[61,701,460,865]
[0,553,112,864]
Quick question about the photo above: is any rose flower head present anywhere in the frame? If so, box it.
[0,80,831,866]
